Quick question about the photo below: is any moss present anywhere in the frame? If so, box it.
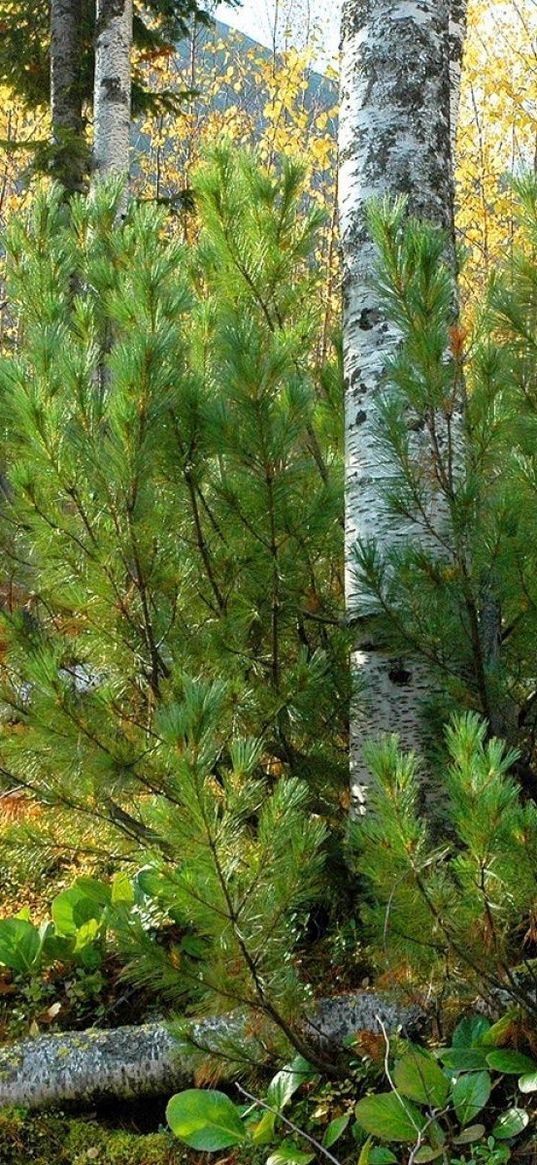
[0,1107,190,1164]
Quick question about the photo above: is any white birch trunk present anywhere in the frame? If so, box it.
[50,0,85,191]
[339,0,467,811]
[0,993,418,1109]
[93,0,133,195]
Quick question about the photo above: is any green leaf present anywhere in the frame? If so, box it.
[166,1089,246,1150]
[452,1016,491,1048]
[451,1071,491,1126]
[72,877,110,907]
[413,1146,443,1162]
[41,928,75,964]
[266,1057,313,1111]
[518,1071,537,1093]
[111,871,134,906]
[354,1093,425,1142]
[52,882,107,937]
[74,918,99,950]
[357,1138,372,1165]
[251,1110,276,1145]
[492,1108,529,1140]
[439,1048,489,1071]
[266,1140,315,1165]
[369,1149,397,1165]
[486,1050,537,1075]
[74,919,102,969]
[394,1049,449,1107]
[0,918,42,973]
[452,1125,486,1145]
[480,1013,515,1047]
[323,1114,350,1148]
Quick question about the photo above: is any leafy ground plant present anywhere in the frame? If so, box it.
[165,1014,537,1165]
[166,1055,351,1165]
[354,1013,536,1165]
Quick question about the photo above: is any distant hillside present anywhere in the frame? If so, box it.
[189,19,337,115]
[132,18,337,194]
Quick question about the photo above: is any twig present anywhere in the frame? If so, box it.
[235,1082,343,1165]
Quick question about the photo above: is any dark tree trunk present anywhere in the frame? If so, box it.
[50,0,87,192]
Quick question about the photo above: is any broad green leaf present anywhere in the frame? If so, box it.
[451,1071,491,1126]
[518,1071,537,1093]
[76,927,103,969]
[70,877,110,907]
[492,1108,529,1140]
[111,871,134,906]
[439,1048,489,1071]
[266,1057,313,1111]
[369,1148,397,1165]
[266,1140,315,1165]
[452,1125,486,1145]
[251,1111,276,1145]
[394,1049,449,1107]
[413,1146,443,1162]
[354,1093,425,1142]
[452,1016,491,1049]
[166,1089,246,1151]
[41,928,75,963]
[486,1050,537,1075]
[52,886,104,937]
[74,918,100,951]
[323,1114,350,1148]
[481,1013,516,1048]
[0,918,42,973]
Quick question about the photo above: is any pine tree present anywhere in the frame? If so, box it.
[357,713,537,1017]
[0,151,347,1070]
[0,150,346,846]
[339,0,467,811]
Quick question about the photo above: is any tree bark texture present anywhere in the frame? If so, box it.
[0,993,419,1109]
[339,0,467,811]
[93,0,132,189]
[50,0,86,192]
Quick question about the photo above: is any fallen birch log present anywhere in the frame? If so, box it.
[0,993,420,1110]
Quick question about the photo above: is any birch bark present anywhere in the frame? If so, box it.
[93,0,133,193]
[50,0,85,191]
[0,993,418,1109]
[339,0,467,811]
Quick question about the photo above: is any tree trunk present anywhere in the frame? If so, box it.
[50,0,86,192]
[339,0,467,812]
[0,993,419,1110]
[93,0,132,193]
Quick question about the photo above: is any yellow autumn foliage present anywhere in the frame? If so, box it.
[457,0,537,304]
[2,3,537,336]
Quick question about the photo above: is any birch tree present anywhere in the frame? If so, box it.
[93,0,133,186]
[339,0,467,811]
